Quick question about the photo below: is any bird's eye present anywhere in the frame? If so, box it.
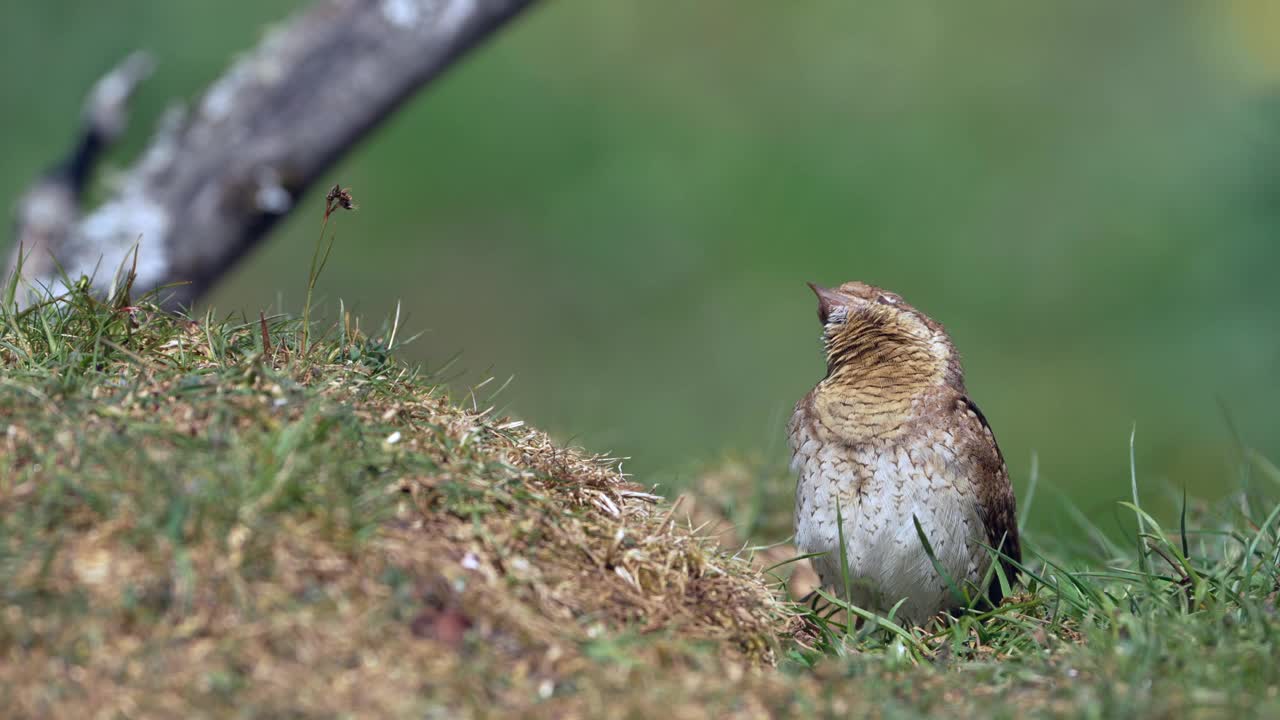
[878,295,898,306]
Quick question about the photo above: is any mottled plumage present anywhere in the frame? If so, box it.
[790,281,1019,624]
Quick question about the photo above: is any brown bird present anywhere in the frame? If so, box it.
[789,281,1020,624]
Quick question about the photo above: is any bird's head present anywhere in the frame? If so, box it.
[808,280,961,392]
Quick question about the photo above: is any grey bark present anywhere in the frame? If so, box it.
[7,0,538,308]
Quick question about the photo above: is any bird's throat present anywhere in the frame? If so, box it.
[809,380,922,442]
[811,348,944,442]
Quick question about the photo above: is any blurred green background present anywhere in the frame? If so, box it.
[6,1,1280,534]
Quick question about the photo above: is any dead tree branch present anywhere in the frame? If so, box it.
[7,0,538,308]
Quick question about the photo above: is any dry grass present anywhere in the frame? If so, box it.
[674,459,819,602]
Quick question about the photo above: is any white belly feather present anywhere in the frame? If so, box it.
[791,424,989,624]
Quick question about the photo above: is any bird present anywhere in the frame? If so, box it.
[789,280,1020,625]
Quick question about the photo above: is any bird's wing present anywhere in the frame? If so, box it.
[958,395,1022,601]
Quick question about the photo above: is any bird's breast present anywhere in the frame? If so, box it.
[789,410,988,623]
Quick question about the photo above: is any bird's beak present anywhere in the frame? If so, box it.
[807,282,843,325]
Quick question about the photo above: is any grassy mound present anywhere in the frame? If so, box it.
[5,288,1280,718]
[0,291,788,716]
